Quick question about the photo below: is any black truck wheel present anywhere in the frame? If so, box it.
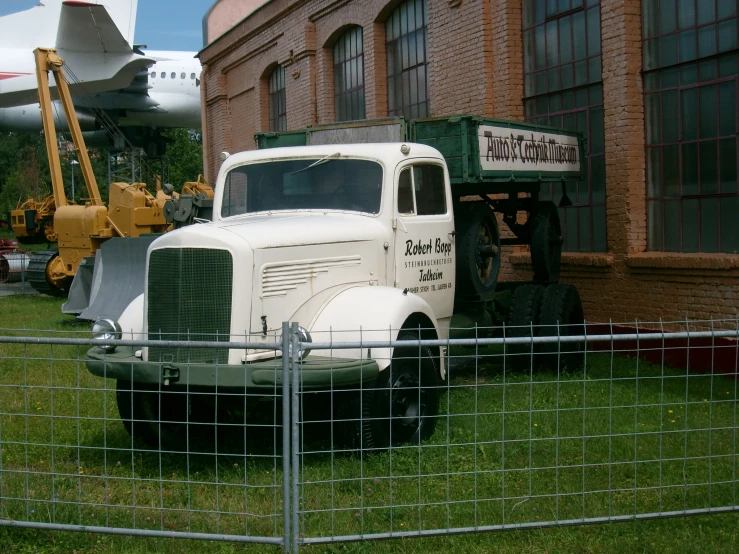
[116,380,191,450]
[506,284,546,370]
[455,202,501,297]
[356,331,440,452]
[537,284,585,372]
[529,201,562,283]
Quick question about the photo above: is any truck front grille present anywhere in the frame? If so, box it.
[147,248,233,364]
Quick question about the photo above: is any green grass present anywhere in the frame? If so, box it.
[0,294,738,553]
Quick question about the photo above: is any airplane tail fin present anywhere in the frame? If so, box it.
[57,2,135,54]
[0,0,150,109]
[95,0,138,49]
[0,0,138,50]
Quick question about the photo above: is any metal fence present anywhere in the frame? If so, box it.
[0,251,33,297]
[0,319,737,551]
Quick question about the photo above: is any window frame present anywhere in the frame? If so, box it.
[395,162,449,217]
[386,0,430,119]
[333,26,366,122]
[219,158,385,219]
[522,0,607,253]
[268,65,287,133]
[643,0,739,253]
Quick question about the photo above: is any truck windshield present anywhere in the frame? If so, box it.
[221,158,383,217]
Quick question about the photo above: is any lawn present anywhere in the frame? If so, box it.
[0,293,737,553]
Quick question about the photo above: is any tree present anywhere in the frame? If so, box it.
[0,131,52,217]
[161,128,204,191]
[0,128,205,218]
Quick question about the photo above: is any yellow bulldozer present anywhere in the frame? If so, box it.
[10,195,57,244]
[23,48,214,321]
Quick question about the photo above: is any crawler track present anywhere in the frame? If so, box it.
[27,249,65,296]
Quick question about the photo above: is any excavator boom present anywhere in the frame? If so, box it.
[35,48,103,206]
[23,47,204,322]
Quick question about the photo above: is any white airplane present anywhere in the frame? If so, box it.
[0,0,202,154]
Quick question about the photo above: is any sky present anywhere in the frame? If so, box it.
[0,0,214,52]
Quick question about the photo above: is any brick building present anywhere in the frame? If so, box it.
[199,0,739,325]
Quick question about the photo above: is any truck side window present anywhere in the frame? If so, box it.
[222,168,248,217]
[397,168,414,214]
[413,165,446,215]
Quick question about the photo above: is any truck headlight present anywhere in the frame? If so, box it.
[92,318,122,352]
[297,326,312,359]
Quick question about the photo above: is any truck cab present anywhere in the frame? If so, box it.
[86,116,587,451]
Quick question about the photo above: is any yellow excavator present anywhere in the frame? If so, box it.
[25,47,175,296]
[10,195,57,244]
[24,47,215,322]
[62,172,215,321]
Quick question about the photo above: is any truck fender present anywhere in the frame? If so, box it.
[309,286,441,374]
[118,294,145,341]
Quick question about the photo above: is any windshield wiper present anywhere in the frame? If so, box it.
[289,152,341,175]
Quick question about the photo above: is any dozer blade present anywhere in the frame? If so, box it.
[62,256,95,314]
[67,236,159,322]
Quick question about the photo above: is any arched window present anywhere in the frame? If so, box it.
[333,26,365,121]
[386,0,429,118]
[269,65,287,132]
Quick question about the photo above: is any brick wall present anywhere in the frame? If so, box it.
[426,0,490,116]
[200,0,739,326]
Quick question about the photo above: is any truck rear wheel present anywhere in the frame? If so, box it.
[529,202,562,283]
[455,202,501,297]
[506,284,546,370]
[340,331,440,452]
[537,284,585,371]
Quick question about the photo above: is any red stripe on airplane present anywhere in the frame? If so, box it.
[0,73,30,80]
[62,1,98,6]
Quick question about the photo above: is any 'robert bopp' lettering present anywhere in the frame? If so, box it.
[405,238,452,257]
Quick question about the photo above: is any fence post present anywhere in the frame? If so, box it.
[290,322,301,553]
[281,322,291,552]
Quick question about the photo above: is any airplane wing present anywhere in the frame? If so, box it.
[0,1,153,108]
[73,70,162,112]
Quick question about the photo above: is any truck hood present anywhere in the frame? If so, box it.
[213,213,388,335]
[146,213,389,338]
[213,212,387,250]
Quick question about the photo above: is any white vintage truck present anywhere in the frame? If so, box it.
[86,115,586,450]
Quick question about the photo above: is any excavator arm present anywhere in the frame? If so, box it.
[34,47,103,207]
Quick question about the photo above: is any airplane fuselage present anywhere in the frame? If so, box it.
[0,50,201,133]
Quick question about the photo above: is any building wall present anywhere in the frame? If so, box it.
[200,0,739,327]
[204,0,270,46]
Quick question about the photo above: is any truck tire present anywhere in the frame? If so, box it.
[455,202,501,297]
[529,201,562,283]
[116,380,190,450]
[537,284,585,372]
[358,331,440,452]
[505,284,546,370]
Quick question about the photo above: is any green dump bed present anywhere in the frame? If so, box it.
[255,115,585,194]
